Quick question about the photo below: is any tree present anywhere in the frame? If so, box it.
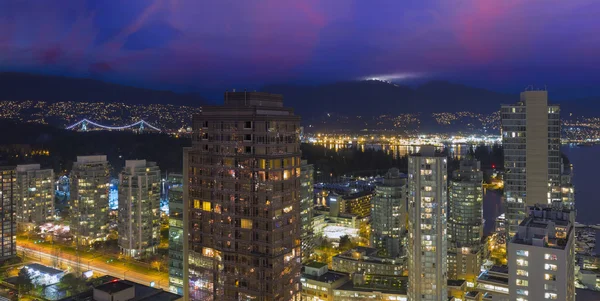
[59,273,87,293]
[338,235,354,251]
[17,268,34,295]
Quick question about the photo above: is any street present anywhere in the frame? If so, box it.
[16,245,169,290]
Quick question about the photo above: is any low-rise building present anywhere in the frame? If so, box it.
[332,274,408,301]
[59,279,182,301]
[476,265,509,301]
[332,247,405,276]
[301,262,349,301]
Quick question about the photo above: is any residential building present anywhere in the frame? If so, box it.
[508,204,575,301]
[407,146,448,301]
[168,171,186,296]
[70,155,110,246]
[332,273,408,301]
[186,91,302,300]
[332,247,405,276]
[118,160,161,258]
[301,262,349,301]
[448,159,483,282]
[476,265,509,301]
[301,160,315,262]
[15,164,54,228]
[341,192,372,218]
[59,279,182,301]
[501,90,561,238]
[371,168,407,258]
[0,167,16,260]
[560,161,575,209]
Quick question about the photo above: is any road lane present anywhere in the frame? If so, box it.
[16,246,169,290]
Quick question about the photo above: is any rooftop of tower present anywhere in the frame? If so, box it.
[224,90,283,107]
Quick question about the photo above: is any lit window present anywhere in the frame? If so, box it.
[544,264,557,271]
[516,289,529,296]
[544,292,557,299]
[544,254,557,261]
[516,259,528,267]
[517,269,528,277]
[516,279,528,286]
[516,250,529,257]
[544,274,556,281]
[516,298,528,301]
[202,201,211,212]
[194,199,201,209]
[202,247,214,257]
[424,186,432,192]
[241,219,252,229]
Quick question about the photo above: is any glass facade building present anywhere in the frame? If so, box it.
[0,167,16,260]
[448,159,483,282]
[371,168,406,258]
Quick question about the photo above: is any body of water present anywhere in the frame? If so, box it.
[562,144,600,225]
[483,144,600,234]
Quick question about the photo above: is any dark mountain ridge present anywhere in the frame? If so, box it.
[262,80,516,119]
[0,72,204,106]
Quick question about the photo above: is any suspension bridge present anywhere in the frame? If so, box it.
[65,118,162,132]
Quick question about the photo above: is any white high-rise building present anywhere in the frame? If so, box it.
[371,168,407,258]
[501,90,562,238]
[508,204,575,301]
[15,164,54,228]
[118,160,161,258]
[71,155,110,246]
[407,146,447,301]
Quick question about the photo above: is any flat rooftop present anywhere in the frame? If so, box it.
[336,280,407,295]
[448,279,465,287]
[305,262,328,269]
[489,265,508,275]
[25,263,64,276]
[302,271,347,283]
[95,281,134,294]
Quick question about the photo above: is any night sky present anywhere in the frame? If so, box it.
[1,1,599,99]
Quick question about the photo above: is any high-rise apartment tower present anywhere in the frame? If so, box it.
[70,155,110,246]
[186,91,302,300]
[15,164,54,228]
[508,204,575,301]
[118,160,161,258]
[0,167,16,260]
[448,159,483,282]
[300,160,315,262]
[407,146,448,301]
[371,168,407,258]
[501,90,561,238]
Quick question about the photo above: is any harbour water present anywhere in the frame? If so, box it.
[482,145,598,234]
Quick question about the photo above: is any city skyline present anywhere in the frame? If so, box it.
[1,3,599,300]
